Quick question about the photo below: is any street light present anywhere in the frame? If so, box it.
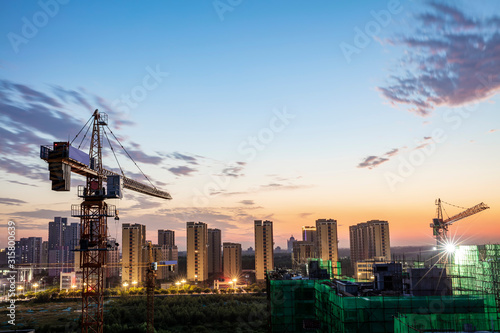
[122,282,129,290]
[181,279,186,289]
[132,281,137,289]
[175,282,181,290]
[33,283,39,294]
[17,285,23,296]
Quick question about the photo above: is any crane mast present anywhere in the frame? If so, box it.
[77,111,109,333]
[40,109,171,333]
[143,242,176,333]
[145,242,157,333]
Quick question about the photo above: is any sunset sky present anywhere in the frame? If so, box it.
[0,0,499,251]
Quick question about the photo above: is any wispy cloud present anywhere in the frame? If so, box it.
[358,148,400,169]
[488,129,498,133]
[414,136,433,150]
[0,197,27,206]
[124,149,163,164]
[7,180,37,187]
[258,183,312,191]
[156,207,248,231]
[358,136,438,169]
[125,195,164,210]
[167,165,197,176]
[0,79,173,185]
[220,164,245,178]
[238,200,255,205]
[164,152,200,165]
[379,2,500,116]
[6,209,68,219]
[0,157,47,180]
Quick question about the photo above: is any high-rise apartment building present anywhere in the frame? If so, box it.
[187,222,208,282]
[106,237,120,279]
[19,237,42,264]
[223,242,242,280]
[292,241,315,268]
[47,217,79,276]
[48,217,67,275]
[208,228,222,279]
[48,217,67,251]
[158,230,175,247]
[302,225,317,257]
[302,226,317,244]
[148,244,177,280]
[350,220,391,264]
[254,220,274,281]
[316,219,339,264]
[64,222,80,264]
[122,223,146,283]
[157,229,178,279]
[287,235,296,253]
[41,241,48,265]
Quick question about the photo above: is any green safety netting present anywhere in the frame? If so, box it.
[394,312,500,333]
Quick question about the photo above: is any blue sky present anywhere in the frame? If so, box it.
[1,0,499,251]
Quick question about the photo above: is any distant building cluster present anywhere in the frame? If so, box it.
[1,215,394,288]
[185,222,243,283]
[285,219,391,280]
[121,224,178,284]
[0,216,179,289]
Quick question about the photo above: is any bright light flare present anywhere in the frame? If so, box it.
[444,242,456,254]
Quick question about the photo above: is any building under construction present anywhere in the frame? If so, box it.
[267,244,500,332]
[449,244,500,307]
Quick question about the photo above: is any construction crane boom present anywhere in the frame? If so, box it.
[431,198,489,245]
[40,144,171,200]
[442,202,489,226]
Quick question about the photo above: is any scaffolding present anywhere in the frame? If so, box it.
[269,277,499,333]
[269,244,500,333]
[448,244,500,308]
[315,283,496,333]
[305,258,341,278]
[394,312,500,332]
[269,279,326,332]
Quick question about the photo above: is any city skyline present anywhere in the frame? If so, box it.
[1,1,499,251]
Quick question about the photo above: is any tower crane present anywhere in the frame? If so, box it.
[145,241,157,333]
[431,198,489,246]
[40,110,171,333]
[143,241,176,333]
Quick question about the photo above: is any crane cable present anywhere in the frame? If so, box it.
[70,114,93,147]
[105,124,157,190]
[103,128,125,177]
[103,128,123,241]
[441,200,469,221]
[442,206,450,220]
[441,200,467,210]
[77,119,93,150]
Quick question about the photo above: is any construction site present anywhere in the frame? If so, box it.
[268,199,500,333]
[268,244,500,332]
[24,110,500,333]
